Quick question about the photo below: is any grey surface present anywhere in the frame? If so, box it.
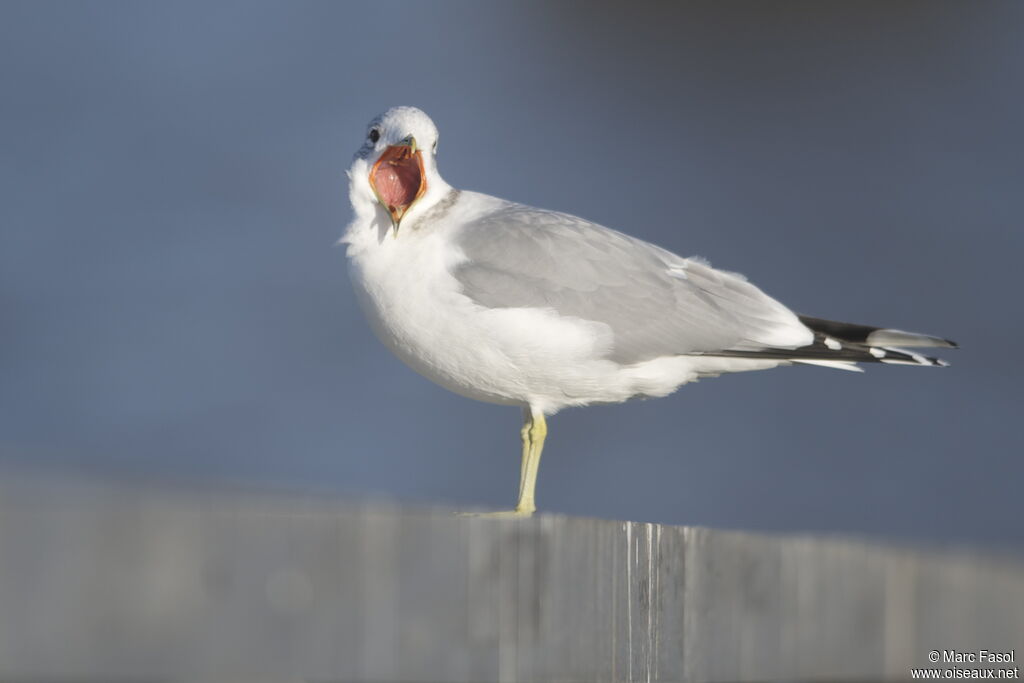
[454,200,808,364]
[0,479,1020,682]
[2,2,1023,547]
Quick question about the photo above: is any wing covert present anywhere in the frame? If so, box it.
[452,202,811,364]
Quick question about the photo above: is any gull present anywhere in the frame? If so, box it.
[342,106,956,517]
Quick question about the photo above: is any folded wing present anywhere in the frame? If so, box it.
[452,202,813,365]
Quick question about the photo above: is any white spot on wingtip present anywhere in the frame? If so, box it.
[824,337,842,350]
[869,347,886,358]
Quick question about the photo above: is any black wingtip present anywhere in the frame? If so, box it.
[799,314,958,350]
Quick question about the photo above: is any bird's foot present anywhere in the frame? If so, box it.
[457,508,535,519]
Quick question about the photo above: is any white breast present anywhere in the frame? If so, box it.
[346,220,519,406]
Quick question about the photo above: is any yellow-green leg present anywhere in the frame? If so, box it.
[514,407,547,515]
[460,406,547,518]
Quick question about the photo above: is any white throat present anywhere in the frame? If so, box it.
[345,154,452,246]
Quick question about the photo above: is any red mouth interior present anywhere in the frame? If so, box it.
[370,146,425,221]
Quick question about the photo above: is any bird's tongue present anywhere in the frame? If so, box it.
[371,147,423,214]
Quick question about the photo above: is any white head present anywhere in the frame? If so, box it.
[348,106,449,234]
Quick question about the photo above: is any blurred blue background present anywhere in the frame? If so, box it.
[2,2,1021,549]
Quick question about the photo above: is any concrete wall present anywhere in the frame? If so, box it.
[0,479,1020,682]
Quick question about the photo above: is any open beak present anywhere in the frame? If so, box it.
[369,135,427,231]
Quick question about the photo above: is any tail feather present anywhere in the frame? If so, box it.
[792,359,865,373]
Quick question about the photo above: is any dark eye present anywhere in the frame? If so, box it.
[368,128,380,143]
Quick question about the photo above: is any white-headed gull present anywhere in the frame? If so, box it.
[342,106,955,516]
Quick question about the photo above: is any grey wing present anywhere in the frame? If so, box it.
[452,202,811,364]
